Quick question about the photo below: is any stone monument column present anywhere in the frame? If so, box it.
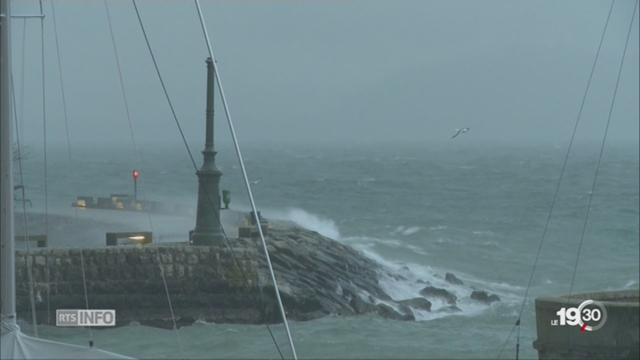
[191,58,224,245]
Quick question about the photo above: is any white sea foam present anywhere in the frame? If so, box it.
[435,237,456,244]
[391,225,405,234]
[401,226,422,236]
[472,230,495,236]
[344,235,428,256]
[390,225,422,236]
[268,210,521,321]
[349,243,522,320]
[428,225,448,231]
[268,208,341,240]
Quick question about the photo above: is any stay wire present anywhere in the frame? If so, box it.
[496,0,616,358]
[19,19,25,139]
[32,0,50,336]
[131,2,286,357]
[108,1,186,355]
[218,224,286,360]
[49,1,72,161]
[10,73,38,338]
[39,0,48,249]
[193,1,298,358]
[103,0,138,157]
[42,2,95,344]
[131,0,198,170]
[567,0,638,298]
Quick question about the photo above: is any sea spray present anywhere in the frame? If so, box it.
[268,208,341,240]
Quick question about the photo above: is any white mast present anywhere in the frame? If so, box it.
[0,0,16,329]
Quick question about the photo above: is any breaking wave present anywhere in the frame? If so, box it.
[269,208,341,240]
[344,235,429,256]
[268,209,521,321]
[391,225,422,236]
[356,246,521,321]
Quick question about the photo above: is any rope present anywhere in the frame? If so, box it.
[193,2,299,358]
[39,0,53,330]
[48,2,96,345]
[567,0,638,297]
[496,1,616,358]
[49,1,72,161]
[103,0,138,158]
[78,250,94,346]
[217,225,285,359]
[19,19,26,139]
[130,2,288,357]
[10,73,38,338]
[102,1,187,355]
[39,0,48,246]
[131,0,198,170]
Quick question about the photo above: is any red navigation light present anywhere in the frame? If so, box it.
[132,170,140,180]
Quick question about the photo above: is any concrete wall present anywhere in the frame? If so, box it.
[15,245,279,328]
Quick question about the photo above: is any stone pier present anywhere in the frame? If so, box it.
[15,244,265,327]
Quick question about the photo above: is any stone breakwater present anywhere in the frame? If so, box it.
[15,222,499,328]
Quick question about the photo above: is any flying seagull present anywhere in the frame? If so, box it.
[250,178,262,185]
[450,128,470,139]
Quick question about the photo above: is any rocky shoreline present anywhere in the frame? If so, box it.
[15,215,500,327]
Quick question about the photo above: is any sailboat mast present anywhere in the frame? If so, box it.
[0,0,16,327]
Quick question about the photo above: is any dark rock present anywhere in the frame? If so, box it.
[350,294,376,314]
[386,272,408,281]
[470,290,500,304]
[398,304,415,320]
[445,272,463,285]
[419,286,457,305]
[399,297,432,312]
[376,303,414,321]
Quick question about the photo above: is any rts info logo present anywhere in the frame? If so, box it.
[56,309,116,327]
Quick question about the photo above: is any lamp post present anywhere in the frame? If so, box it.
[191,58,224,245]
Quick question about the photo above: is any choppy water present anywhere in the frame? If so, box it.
[15,142,640,359]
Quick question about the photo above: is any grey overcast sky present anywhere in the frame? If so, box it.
[10,0,640,148]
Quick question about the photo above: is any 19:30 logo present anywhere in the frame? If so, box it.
[551,299,608,332]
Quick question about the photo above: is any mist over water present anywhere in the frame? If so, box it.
[6,0,639,357]
[15,142,639,358]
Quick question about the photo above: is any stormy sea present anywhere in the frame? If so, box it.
[14,142,639,359]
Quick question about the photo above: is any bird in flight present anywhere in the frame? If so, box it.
[250,178,262,185]
[450,128,470,139]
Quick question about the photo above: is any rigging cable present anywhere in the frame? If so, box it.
[39,0,48,248]
[48,2,97,345]
[495,0,616,358]
[105,1,186,355]
[130,0,198,170]
[103,0,138,158]
[49,1,72,161]
[193,1,299,358]
[10,9,39,337]
[19,19,25,139]
[39,0,52,330]
[568,0,638,298]
[10,74,38,338]
[217,225,286,359]
[130,2,286,358]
